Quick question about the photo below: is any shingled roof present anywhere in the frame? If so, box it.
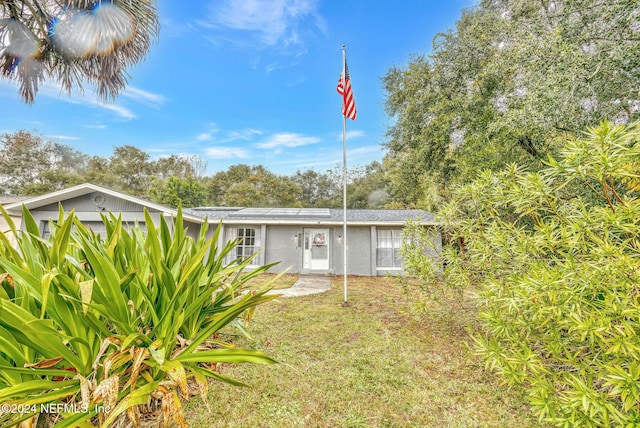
[185,207,436,225]
[0,196,30,205]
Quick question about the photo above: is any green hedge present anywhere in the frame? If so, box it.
[403,121,640,426]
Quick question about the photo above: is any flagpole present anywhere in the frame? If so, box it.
[341,44,349,306]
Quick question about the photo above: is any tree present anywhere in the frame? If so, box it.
[402,121,640,425]
[0,132,394,208]
[148,176,208,208]
[291,169,341,208]
[382,0,640,206]
[0,130,51,194]
[108,145,153,196]
[207,164,300,207]
[22,143,89,195]
[83,154,119,190]
[0,130,89,195]
[291,164,391,209]
[152,154,207,181]
[0,0,159,103]
[344,162,391,209]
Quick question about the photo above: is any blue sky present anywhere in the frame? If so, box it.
[0,0,476,176]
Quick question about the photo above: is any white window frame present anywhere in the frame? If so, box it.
[41,219,146,241]
[376,228,403,269]
[226,225,264,266]
[41,220,53,240]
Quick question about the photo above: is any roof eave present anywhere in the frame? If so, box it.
[207,219,438,226]
[3,183,204,224]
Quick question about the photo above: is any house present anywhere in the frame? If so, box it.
[186,207,440,276]
[1,183,440,276]
[0,183,205,241]
[0,195,31,245]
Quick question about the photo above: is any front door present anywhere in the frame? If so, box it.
[303,228,330,272]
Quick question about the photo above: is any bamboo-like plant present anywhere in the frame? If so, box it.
[0,206,279,427]
[403,120,640,426]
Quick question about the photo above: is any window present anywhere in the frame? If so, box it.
[42,220,145,241]
[41,220,53,240]
[377,229,403,268]
[226,226,262,265]
[236,227,256,259]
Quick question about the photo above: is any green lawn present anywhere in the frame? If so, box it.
[245,273,299,290]
[185,276,537,427]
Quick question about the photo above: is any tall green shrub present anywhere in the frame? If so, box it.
[405,121,640,426]
[0,207,279,427]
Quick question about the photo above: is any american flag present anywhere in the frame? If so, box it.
[337,60,357,120]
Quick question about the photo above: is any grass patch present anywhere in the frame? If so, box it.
[185,276,537,427]
[245,273,299,290]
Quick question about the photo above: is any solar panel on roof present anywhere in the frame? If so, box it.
[228,207,331,218]
[230,208,266,216]
[268,208,299,215]
[300,208,330,217]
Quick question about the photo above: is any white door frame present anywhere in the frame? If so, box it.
[302,228,330,272]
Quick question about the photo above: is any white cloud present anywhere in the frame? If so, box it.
[255,132,320,149]
[334,129,366,141]
[47,135,80,141]
[122,86,167,107]
[265,143,385,172]
[93,101,136,120]
[0,79,140,120]
[83,124,108,129]
[346,130,366,139]
[1,79,145,120]
[18,81,139,120]
[223,129,263,142]
[196,123,220,141]
[197,132,214,142]
[294,157,342,170]
[150,151,199,160]
[205,146,250,159]
[349,145,383,155]
[201,0,325,51]
[197,127,262,143]
[265,62,282,73]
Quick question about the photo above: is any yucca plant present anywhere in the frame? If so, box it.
[0,205,279,427]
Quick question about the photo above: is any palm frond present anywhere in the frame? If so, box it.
[0,0,159,103]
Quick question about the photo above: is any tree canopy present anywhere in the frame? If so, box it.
[382,0,640,207]
[388,3,640,425]
[403,120,640,426]
[0,130,389,209]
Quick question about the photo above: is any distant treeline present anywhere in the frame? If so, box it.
[0,130,392,209]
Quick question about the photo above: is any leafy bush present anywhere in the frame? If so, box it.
[0,207,279,427]
[398,219,472,319]
[404,121,640,426]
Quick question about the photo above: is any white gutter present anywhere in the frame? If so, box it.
[205,219,438,226]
